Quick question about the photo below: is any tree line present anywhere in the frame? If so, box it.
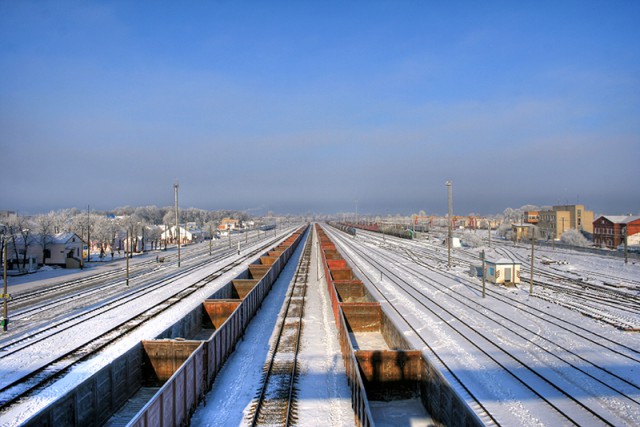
[0,206,251,270]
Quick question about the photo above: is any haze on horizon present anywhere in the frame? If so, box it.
[1,2,639,217]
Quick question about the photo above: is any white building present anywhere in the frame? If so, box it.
[45,232,84,265]
[6,232,83,268]
[485,258,521,285]
[161,225,199,244]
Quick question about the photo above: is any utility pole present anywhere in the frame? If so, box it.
[126,228,130,286]
[209,225,213,256]
[623,227,628,264]
[87,205,91,263]
[355,200,358,226]
[2,239,10,331]
[446,181,453,269]
[174,182,180,267]
[481,249,486,299]
[530,233,535,295]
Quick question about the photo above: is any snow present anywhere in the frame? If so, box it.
[295,228,354,426]
[349,332,390,350]
[190,226,354,426]
[0,230,300,426]
[324,226,640,426]
[369,399,434,427]
[3,222,638,426]
[3,252,130,294]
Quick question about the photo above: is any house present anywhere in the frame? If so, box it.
[512,223,536,241]
[524,211,540,224]
[121,234,144,253]
[45,232,84,266]
[593,215,640,249]
[6,232,83,268]
[218,218,239,232]
[160,225,194,245]
[538,205,594,240]
[485,258,521,285]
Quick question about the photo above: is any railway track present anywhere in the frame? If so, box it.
[359,230,640,331]
[248,231,312,426]
[8,232,266,311]
[0,231,295,417]
[326,225,640,426]
[491,246,640,330]
[1,233,272,344]
[0,250,236,358]
[359,229,640,358]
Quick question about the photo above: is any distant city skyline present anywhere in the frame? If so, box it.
[1,2,639,217]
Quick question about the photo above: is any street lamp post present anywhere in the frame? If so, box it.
[446,181,453,269]
[174,182,180,267]
[126,228,130,286]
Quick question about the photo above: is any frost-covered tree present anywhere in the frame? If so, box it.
[496,205,541,239]
[92,216,120,258]
[115,206,136,217]
[145,225,163,250]
[4,215,35,270]
[560,229,590,247]
[133,206,166,225]
[33,211,56,263]
[462,232,483,248]
[48,208,77,233]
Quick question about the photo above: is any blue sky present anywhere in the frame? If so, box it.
[1,1,639,216]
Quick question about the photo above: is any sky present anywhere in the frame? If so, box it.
[1,1,639,217]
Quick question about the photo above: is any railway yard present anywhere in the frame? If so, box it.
[0,223,638,426]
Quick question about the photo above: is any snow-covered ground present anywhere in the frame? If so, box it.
[324,226,640,426]
[0,229,300,426]
[3,222,638,426]
[190,226,355,426]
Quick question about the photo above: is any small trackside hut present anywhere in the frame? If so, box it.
[484,257,521,286]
